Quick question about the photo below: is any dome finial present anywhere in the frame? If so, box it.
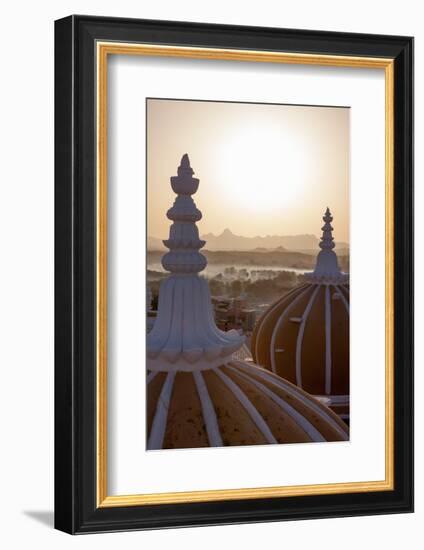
[319,207,335,251]
[305,208,348,283]
[177,153,194,178]
[181,153,190,167]
[147,156,244,371]
[162,155,205,274]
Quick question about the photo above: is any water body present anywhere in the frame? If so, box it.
[147,262,307,278]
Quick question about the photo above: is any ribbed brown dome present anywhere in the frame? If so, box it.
[147,360,348,450]
[251,282,349,420]
[147,162,349,449]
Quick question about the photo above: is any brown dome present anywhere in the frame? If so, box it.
[251,282,349,420]
[147,163,348,450]
[147,360,348,450]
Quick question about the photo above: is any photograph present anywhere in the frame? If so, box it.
[51,14,413,534]
[0,0,418,543]
[146,98,350,450]
[48,14,414,544]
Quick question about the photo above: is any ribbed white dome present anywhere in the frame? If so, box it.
[252,209,350,421]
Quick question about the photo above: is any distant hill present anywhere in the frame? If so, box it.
[148,229,349,252]
[200,228,348,252]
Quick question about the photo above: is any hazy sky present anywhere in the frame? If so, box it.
[147,99,349,242]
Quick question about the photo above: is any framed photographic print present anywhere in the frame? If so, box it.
[54,15,413,534]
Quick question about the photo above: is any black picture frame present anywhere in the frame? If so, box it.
[55,15,414,534]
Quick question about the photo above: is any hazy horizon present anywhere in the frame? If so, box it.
[147,227,350,254]
[148,226,349,243]
[147,99,350,243]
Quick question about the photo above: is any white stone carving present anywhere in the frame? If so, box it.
[305,207,349,284]
[147,155,244,371]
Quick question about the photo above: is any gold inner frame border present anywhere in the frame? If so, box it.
[96,41,394,508]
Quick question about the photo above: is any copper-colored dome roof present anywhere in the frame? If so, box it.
[147,162,349,449]
[251,282,349,406]
[147,360,348,450]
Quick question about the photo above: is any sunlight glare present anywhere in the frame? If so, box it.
[215,122,307,212]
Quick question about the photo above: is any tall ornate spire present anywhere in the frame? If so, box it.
[319,207,336,252]
[306,207,348,283]
[161,154,207,275]
[147,155,244,371]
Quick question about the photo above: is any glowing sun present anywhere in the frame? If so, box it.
[215,121,309,212]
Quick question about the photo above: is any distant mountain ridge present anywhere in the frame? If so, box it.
[148,228,348,252]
